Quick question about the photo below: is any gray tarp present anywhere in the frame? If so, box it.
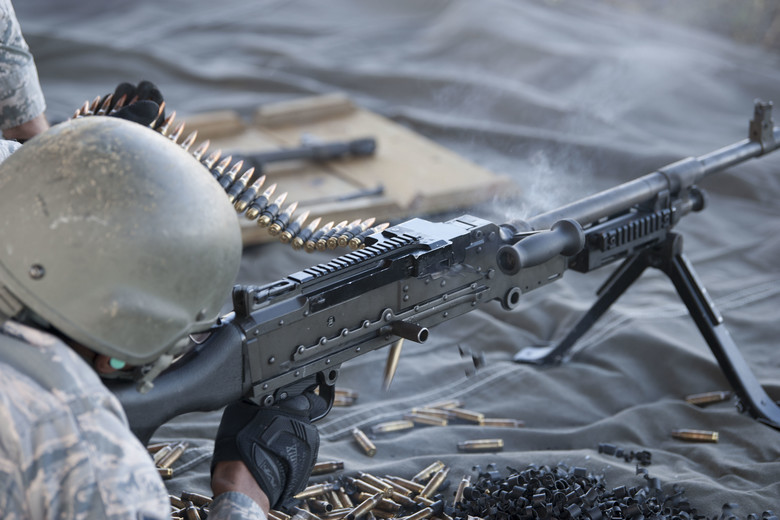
[15,0,780,514]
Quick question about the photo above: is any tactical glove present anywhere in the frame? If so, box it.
[212,394,321,510]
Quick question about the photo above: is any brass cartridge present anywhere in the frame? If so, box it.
[448,408,485,424]
[308,499,334,514]
[346,491,387,520]
[280,210,311,243]
[158,441,188,469]
[338,218,376,248]
[425,399,464,410]
[405,413,447,427]
[226,166,256,203]
[146,442,169,453]
[306,221,334,252]
[169,495,187,509]
[412,460,445,483]
[181,491,211,507]
[384,475,425,494]
[352,428,377,457]
[258,192,289,227]
[418,467,449,498]
[244,183,277,221]
[268,201,299,236]
[349,223,389,250]
[371,419,415,435]
[454,475,471,504]
[295,482,338,500]
[410,408,452,420]
[311,460,345,475]
[318,220,348,251]
[269,511,292,520]
[480,418,525,428]
[684,391,732,406]
[211,156,232,179]
[291,507,321,520]
[382,339,404,391]
[179,130,198,152]
[157,467,173,479]
[191,139,210,162]
[671,429,719,442]
[456,439,504,452]
[329,219,360,249]
[335,388,359,400]
[218,159,244,189]
[234,174,266,213]
[152,444,173,465]
[183,504,201,520]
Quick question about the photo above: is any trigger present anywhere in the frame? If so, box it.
[310,380,334,422]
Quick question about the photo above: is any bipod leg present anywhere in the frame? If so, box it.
[659,234,780,429]
[514,251,651,365]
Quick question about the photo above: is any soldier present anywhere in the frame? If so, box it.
[0,116,319,518]
[0,0,49,153]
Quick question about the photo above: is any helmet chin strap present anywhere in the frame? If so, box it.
[134,353,174,394]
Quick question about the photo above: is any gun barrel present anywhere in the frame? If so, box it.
[527,126,780,231]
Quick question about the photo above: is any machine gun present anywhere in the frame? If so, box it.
[111,101,780,443]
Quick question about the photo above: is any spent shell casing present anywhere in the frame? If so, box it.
[419,467,449,498]
[157,467,173,479]
[480,418,525,428]
[191,139,210,162]
[404,413,447,427]
[281,210,311,243]
[152,444,173,464]
[258,192,288,227]
[157,441,188,469]
[291,507,320,520]
[335,388,359,399]
[355,493,400,513]
[269,201,299,236]
[405,506,435,520]
[311,460,345,475]
[337,489,354,508]
[685,390,732,406]
[179,130,198,152]
[425,399,464,410]
[410,408,452,420]
[305,220,333,252]
[457,439,504,452]
[244,182,277,220]
[226,166,255,202]
[346,491,387,520]
[382,338,404,391]
[671,429,719,442]
[295,482,337,500]
[292,216,321,250]
[414,495,435,507]
[333,395,356,407]
[448,408,485,424]
[356,473,394,494]
[371,419,415,435]
[183,504,201,520]
[328,491,345,510]
[384,476,425,494]
[352,428,377,457]
[308,499,334,514]
[454,475,471,504]
[234,174,266,212]
[169,495,187,509]
[146,442,169,453]
[181,491,212,507]
[412,460,446,483]
[317,220,347,251]
[349,223,389,250]
[269,511,292,520]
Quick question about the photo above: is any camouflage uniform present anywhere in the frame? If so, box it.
[0,321,267,519]
[0,0,46,161]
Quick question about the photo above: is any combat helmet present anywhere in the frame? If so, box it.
[0,116,242,379]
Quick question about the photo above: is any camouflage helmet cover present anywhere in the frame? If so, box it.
[0,116,242,365]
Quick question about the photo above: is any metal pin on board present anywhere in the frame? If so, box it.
[382,338,404,391]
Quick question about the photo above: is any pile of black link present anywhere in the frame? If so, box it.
[452,463,777,520]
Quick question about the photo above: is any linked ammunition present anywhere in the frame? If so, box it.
[97,94,113,115]
[671,429,719,442]
[382,339,404,391]
[456,439,504,452]
[235,175,267,213]
[412,461,446,483]
[328,220,360,250]
[295,482,338,500]
[306,220,334,252]
[418,467,449,498]
[179,130,198,152]
[280,210,311,243]
[211,156,232,180]
[245,183,278,221]
[201,149,223,170]
[269,201,300,236]
[226,167,256,204]
[454,475,471,504]
[181,491,211,507]
[317,220,346,252]
[448,408,485,424]
[338,218,376,248]
[480,418,525,428]
[405,413,448,427]
[218,159,245,190]
[371,419,415,435]
[349,223,389,250]
[292,217,322,250]
[191,139,210,162]
[311,460,345,475]
[258,192,289,227]
[156,111,176,136]
[352,428,377,457]
[168,121,186,144]
[685,390,732,406]
[150,101,166,129]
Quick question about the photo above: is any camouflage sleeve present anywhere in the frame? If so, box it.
[209,491,269,520]
[0,0,46,130]
[0,136,19,160]
[0,322,171,520]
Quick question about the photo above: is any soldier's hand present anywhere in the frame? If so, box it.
[212,394,321,510]
[103,80,165,127]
